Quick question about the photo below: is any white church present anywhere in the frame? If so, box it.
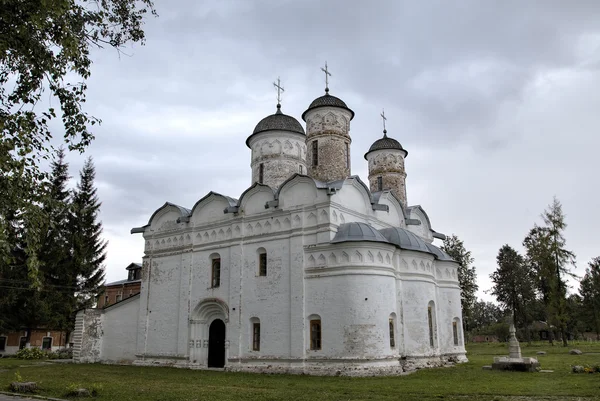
[73,71,467,375]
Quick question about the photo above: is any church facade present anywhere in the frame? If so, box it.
[73,78,467,375]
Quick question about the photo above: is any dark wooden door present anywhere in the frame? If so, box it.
[207,319,225,368]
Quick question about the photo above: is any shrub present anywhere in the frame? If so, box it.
[56,348,73,359]
[15,347,47,360]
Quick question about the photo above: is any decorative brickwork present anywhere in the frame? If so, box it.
[304,107,353,182]
[367,149,408,207]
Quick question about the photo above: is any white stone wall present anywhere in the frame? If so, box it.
[101,296,140,363]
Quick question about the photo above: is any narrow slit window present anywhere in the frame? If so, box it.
[377,176,383,192]
[212,258,221,288]
[428,306,434,347]
[389,319,395,348]
[310,320,321,350]
[259,253,267,276]
[259,163,264,184]
[252,323,260,351]
[299,165,303,174]
[346,142,350,168]
[453,321,459,346]
[312,141,318,166]
[104,295,109,306]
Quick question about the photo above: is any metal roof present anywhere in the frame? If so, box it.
[302,93,355,120]
[331,222,390,244]
[246,105,305,147]
[364,134,407,160]
[378,227,431,253]
[425,243,455,262]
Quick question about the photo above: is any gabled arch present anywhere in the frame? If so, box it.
[276,174,321,209]
[191,191,238,225]
[133,202,191,233]
[330,176,373,214]
[237,182,276,215]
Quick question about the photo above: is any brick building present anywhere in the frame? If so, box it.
[97,263,142,308]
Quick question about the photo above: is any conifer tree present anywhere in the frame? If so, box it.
[580,257,600,339]
[491,245,536,331]
[70,157,107,310]
[442,234,478,333]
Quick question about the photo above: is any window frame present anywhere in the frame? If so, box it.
[389,318,395,348]
[116,293,122,302]
[312,141,318,166]
[42,336,52,350]
[377,176,383,191]
[428,305,434,347]
[0,336,6,351]
[258,252,267,277]
[310,319,322,350]
[211,258,221,288]
[252,323,261,351]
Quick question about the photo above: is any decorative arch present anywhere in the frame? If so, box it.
[191,298,229,324]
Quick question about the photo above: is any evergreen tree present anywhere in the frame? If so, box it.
[491,245,536,331]
[580,257,600,339]
[470,300,504,331]
[523,197,575,346]
[70,157,107,310]
[442,234,478,333]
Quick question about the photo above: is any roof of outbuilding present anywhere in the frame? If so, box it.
[425,243,455,262]
[378,227,431,253]
[302,93,355,120]
[331,222,390,244]
[364,133,407,159]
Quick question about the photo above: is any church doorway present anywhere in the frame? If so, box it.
[207,319,226,368]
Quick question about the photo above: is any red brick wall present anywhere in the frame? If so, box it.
[97,282,141,308]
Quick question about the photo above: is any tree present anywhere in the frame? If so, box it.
[0,0,156,280]
[523,197,576,346]
[70,157,107,310]
[490,245,536,331]
[470,300,504,331]
[442,234,479,332]
[580,257,600,339]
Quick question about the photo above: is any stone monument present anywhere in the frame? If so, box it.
[491,324,540,372]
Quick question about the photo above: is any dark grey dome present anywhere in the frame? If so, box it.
[425,243,455,262]
[302,93,355,121]
[246,106,305,148]
[332,222,390,244]
[378,227,430,254]
[364,134,407,160]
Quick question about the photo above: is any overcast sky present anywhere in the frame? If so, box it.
[61,0,600,302]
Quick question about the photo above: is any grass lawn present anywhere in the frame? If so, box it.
[1,342,599,401]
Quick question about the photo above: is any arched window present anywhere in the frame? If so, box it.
[308,314,321,350]
[257,248,267,277]
[427,301,436,347]
[250,317,260,351]
[389,313,396,348]
[452,317,461,346]
[210,254,221,288]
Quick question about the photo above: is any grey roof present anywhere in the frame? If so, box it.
[425,243,455,262]
[126,263,142,270]
[246,105,305,147]
[302,93,355,120]
[378,227,431,253]
[105,279,141,287]
[332,222,390,244]
[364,133,407,159]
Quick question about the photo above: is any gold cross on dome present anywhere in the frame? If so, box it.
[273,77,284,105]
[321,62,332,92]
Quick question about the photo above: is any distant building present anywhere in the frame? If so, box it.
[0,329,68,355]
[97,263,142,308]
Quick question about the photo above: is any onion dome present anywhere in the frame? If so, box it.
[246,104,305,148]
[302,92,355,121]
[378,227,430,254]
[364,132,407,160]
[332,222,390,244]
[425,243,455,262]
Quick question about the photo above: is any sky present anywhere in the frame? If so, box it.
[60,0,600,302]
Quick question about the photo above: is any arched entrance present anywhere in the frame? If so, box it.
[208,319,226,368]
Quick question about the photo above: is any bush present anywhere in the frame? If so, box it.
[56,348,73,359]
[15,347,47,360]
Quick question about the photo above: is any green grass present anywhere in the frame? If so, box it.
[1,342,599,401]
